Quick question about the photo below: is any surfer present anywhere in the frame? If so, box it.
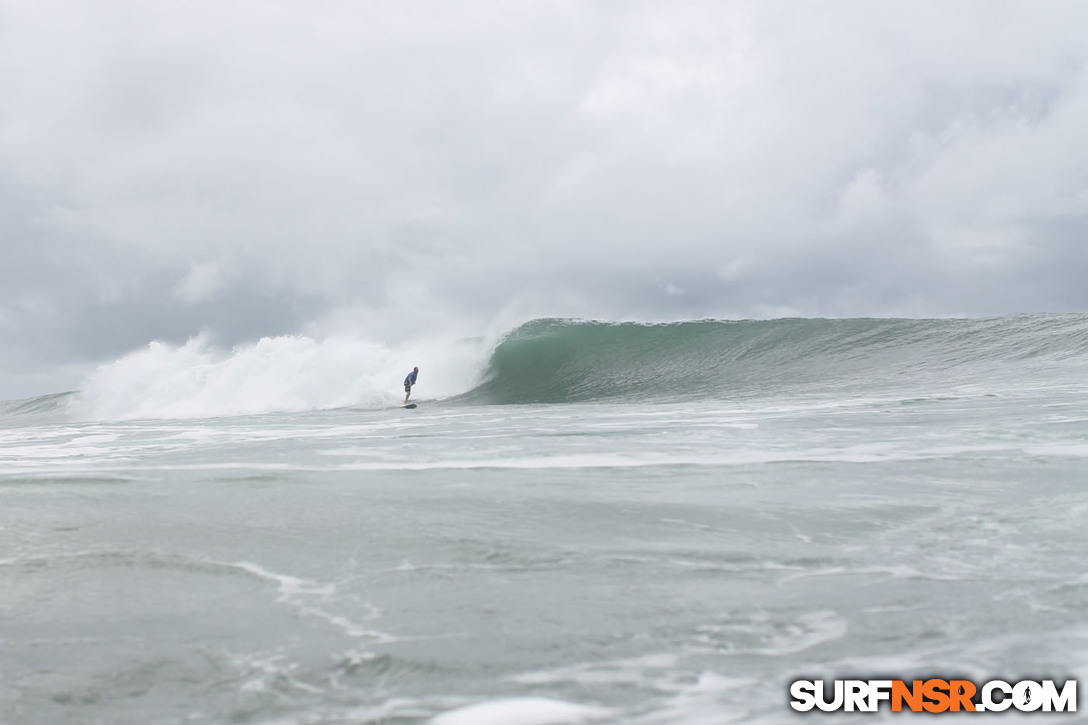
[404,367,419,404]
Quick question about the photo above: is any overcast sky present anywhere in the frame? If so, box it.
[3,1,1088,398]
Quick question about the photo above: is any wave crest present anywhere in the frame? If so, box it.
[462,314,1088,404]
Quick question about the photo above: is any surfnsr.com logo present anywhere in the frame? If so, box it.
[789,679,1077,713]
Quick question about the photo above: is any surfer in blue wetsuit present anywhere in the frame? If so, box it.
[404,367,419,404]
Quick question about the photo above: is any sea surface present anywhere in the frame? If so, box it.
[3,315,1088,723]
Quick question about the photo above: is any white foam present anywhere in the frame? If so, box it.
[749,611,848,656]
[230,561,394,643]
[511,655,686,696]
[630,671,754,725]
[233,561,335,600]
[70,333,488,421]
[329,697,441,724]
[225,650,324,698]
[430,698,614,725]
[779,564,956,585]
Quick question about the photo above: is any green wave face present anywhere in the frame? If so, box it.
[465,315,1088,404]
[0,391,75,427]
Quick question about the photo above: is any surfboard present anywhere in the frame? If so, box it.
[403,403,417,409]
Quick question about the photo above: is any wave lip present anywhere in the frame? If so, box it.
[461,314,1088,405]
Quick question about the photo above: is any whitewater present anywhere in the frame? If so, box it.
[3,315,1088,724]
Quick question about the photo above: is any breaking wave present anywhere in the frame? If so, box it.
[4,314,1087,422]
[66,334,489,421]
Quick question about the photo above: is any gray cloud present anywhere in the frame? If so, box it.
[2,1,1088,397]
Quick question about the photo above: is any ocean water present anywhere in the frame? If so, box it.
[3,315,1088,724]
